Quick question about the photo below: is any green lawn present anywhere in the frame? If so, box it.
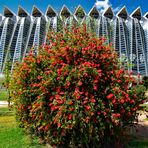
[0,107,46,148]
[0,76,8,101]
[127,139,148,148]
[0,90,9,101]
[0,77,4,86]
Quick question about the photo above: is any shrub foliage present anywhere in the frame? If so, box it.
[10,25,145,147]
[142,76,148,89]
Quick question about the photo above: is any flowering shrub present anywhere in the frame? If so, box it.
[10,25,146,147]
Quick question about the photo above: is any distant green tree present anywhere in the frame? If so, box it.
[75,7,85,19]
[3,52,11,108]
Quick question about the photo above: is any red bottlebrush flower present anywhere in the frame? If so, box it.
[86,117,89,123]
[111,119,115,123]
[74,47,77,52]
[126,97,130,102]
[121,109,125,113]
[83,73,88,77]
[69,101,73,105]
[98,69,102,73]
[59,107,63,111]
[59,91,64,95]
[38,126,44,131]
[85,92,88,96]
[116,113,120,117]
[68,114,72,120]
[57,87,62,93]
[112,113,120,118]
[128,112,131,117]
[58,122,61,128]
[39,114,43,120]
[91,99,96,103]
[78,81,83,86]
[55,95,61,100]
[121,99,125,104]
[69,107,74,111]
[51,106,58,111]
[85,106,91,110]
[131,99,135,104]
[82,50,85,55]
[32,115,36,120]
[125,94,129,98]
[76,95,80,100]
[97,112,101,115]
[93,80,98,83]
[93,86,97,91]
[67,82,70,86]
[104,112,107,116]
[49,102,53,107]
[62,130,65,136]
[57,77,60,80]
[61,40,65,45]
[37,96,41,100]
[45,125,49,132]
[83,100,88,104]
[107,94,114,99]
[57,100,63,104]
[112,99,116,104]
[37,75,42,80]
[137,105,141,110]
[68,125,72,129]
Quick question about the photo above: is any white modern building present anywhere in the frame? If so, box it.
[0,5,147,75]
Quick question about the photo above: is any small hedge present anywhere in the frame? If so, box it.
[142,76,148,89]
[10,25,146,147]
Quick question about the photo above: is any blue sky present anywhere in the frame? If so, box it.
[0,0,147,15]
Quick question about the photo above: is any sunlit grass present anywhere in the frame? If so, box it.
[0,107,46,148]
[0,89,9,101]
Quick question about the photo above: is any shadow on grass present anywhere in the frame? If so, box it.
[127,138,148,148]
[126,123,148,148]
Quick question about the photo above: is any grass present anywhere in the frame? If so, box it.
[0,77,5,86]
[127,139,148,148]
[0,107,14,116]
[0,76,8,101]
[0,107,46,148]
[0,89,9,101]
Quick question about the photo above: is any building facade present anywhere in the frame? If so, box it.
[0,5,148,75]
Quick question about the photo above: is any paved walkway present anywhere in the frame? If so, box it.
[0,101,12,108]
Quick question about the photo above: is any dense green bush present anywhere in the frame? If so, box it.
[142,76,148,89]
[10,25,146,147]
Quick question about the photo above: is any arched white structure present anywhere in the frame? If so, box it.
[0,5,147,76]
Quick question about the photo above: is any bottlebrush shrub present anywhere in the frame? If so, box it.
[10,25,146,147]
